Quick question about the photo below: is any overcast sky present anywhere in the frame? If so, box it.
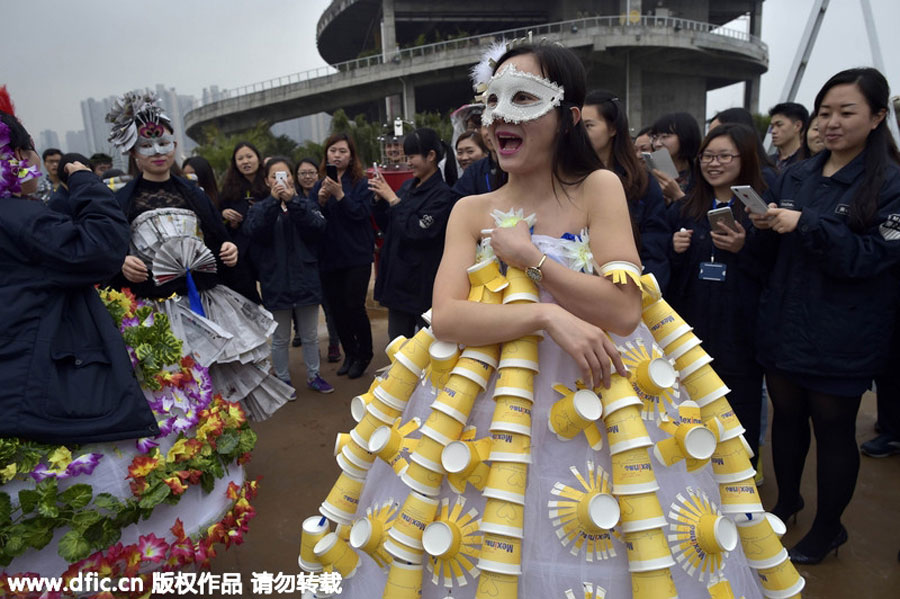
[4,0,899,139]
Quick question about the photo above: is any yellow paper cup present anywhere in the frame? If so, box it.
[385,335,407,363]
[696,514,739,554]
[576,492,621,532]
[488,431,532,463]
[420,410,466,445]
[367,399,403,425]
[461,343,501,369]
[478,532,523,575]
[383,537,424,564]
[635,357,678,396]
[718,477,763,514]
[495,367,535,401]
[351,410,391,447]
[491,395,534,436]
[483,461,529,505]
[467,258,507,289]
[334,432,351,457]
[640,273,662,306]
[409,435,447,473]
[342,438,376,470]
[336,451,369,480]
[383,560,423,598]
[428,340,460,387]
[674,422,719,461]
[503,267,539,304]
[682,365,730,407]
[321,471,365,524]
[433,376,481,424]
[349,515,385,556]
[373,384,408,412]
[674,344,713,378]
[400,461,444,497]
[313,532,359,579]
[475,569,519,598]
[664,331,702,361]
[380,361,422,402]
[369,425,402,460]
[299,515,330,572]
[708,580,737,599]
[642,298,690,347]
[388,491,439,550]
[611,446,659,494]
[653,437,686,468]
[599,373,643,415]
[736,512,790,569]
[350,394,369,423]
[451,356,494,390]
[441,440,480,476]
[701,396,746,440]
[630,568,678,599]
[711,435,755,483]
[618,492,667,533]
[395,327,435,374]
[498,336,541,371]
[549,389,603,440]
[624,528,676,572]
[482,498,525,538]
[605,405,652,455]
[422,520,462,559]
[757,557,805,599]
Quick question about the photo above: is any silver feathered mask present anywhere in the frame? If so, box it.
[105,91,173,154]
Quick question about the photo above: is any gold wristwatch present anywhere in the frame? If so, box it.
[526,254,547,283]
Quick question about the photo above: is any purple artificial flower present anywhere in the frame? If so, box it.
[136,437,159,453]
[65,453,103,477]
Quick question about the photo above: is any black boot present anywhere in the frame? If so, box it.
[348,357,371,379]
[336,355,353,376]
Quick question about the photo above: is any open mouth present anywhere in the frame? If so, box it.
[496,131,523,154]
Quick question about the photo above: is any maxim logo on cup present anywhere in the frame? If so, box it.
[724,484,754,493]
[508,405,531,415]
[624,463,652,472]
[484,538,516,553]
[607,425,620,434]
[343,495,359,505]
[400,513,426,531]
[651,315,675,331]
[492,433,514,444]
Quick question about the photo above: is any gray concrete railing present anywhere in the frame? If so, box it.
[194,15,766,109]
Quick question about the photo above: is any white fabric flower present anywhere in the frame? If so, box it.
[561,228,599,274]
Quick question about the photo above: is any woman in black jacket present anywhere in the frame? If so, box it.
[313,133,375,379]
[667,123,769,463]
[750,68,900,564]
[244,157,333,394]
[369,128,455,339]
[583,89,670,292]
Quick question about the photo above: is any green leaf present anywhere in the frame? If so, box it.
[100,518,122,547]
[58,530,91,562]
[71,509,102,530]
[137,482,171,509]
[37,496,59,519]
[200,472,215,494]
[83,520,105,546]
[113,504,141,529]
[26,526,54,550]
[59,484,93,510]
[237,429,258,454]
[0,493,11,525]
[4,533,26,557]
[18,489,39,514]
[216,430,239,455]
[94,492,124,513]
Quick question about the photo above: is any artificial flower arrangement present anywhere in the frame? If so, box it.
[0,288,259,597]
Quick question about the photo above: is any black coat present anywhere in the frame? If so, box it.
[373,173,455,315]
[666,200,768,376]
[757,151,900,377]
[244,195,327,311]
[112,175,235,299]
[452,155,507,197]
[219,186,264,302]
[312,173,375,272]
[0,171,159,444]
[628,173,671,293]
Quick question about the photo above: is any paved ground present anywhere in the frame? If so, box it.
[211,307,900,598]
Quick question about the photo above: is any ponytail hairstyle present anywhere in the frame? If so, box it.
[584,89,648,204]
[490,43,602,193]
[814,67,900,232]
[182,156,219,207]
[403,127,444,165]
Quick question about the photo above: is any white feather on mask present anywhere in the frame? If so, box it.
[469,41,509,95]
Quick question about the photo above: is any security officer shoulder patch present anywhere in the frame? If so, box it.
[419,214,434,229]
[879,214,900,240]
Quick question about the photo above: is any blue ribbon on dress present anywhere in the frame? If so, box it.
[185,269,206,317]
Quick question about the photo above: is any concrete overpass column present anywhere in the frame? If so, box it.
[626,54,643,132]
[744,77,761,114]
[381,0,398,57]
[402,78,416,121]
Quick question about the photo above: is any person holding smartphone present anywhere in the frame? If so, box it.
[312,133,375,379]
[649,112,702,204]
[668,123,770,464]
[244,157,333,396]
[749,68,900,564]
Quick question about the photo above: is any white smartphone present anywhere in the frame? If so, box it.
[707,206,737,232]
[730,185,769,215]
[275,171,288,184]
[642,148,680,179]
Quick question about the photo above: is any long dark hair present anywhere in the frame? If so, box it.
[681,123,768,222]
[491,43,602,192]
[710,107,775,168]
[182,156,219,207]
[220,142,268,205]
[584,89,648,204]
[0,113,33,152]
[650,112,702,168]
[320,132,364,183]
[814,67,900,232]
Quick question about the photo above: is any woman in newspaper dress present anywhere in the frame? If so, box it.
[108,92,292,420]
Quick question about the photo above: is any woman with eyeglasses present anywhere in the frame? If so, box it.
[668,123,769,465]
[650,112,702,205]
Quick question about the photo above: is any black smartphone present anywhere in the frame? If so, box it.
[326,164,338,181]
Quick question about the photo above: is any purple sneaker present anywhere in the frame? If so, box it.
[307,374,335,394]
